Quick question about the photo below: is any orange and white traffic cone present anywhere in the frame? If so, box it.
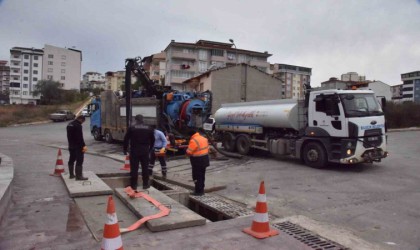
[101,196,123,250]
[120,155,130,171]
[243,181,279,239]
[50,148,65,177]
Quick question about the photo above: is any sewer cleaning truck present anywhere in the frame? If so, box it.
[89,57,212,145]
[214,88,388,167]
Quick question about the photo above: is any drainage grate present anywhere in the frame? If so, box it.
[191,195,254,218]
[272,221,348,250]
[152,179,189,192]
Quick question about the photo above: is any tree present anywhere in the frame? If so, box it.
[33,80,62,104]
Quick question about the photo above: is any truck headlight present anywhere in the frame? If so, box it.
[347,149,352,155]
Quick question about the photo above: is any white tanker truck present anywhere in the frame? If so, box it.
[214,89,388,168]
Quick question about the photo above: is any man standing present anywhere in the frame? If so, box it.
[148,125,168,178]
[186,128,210,196]
[123,115,155,190]
[67,115,88,180]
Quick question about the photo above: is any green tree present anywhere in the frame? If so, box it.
[33,80,62,104]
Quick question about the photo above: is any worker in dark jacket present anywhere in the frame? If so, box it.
[123,115,155,190]
[186,128,210,196]
[67,115,88,180]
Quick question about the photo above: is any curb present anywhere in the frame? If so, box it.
[387,127,420,133]
[0,153,13,225]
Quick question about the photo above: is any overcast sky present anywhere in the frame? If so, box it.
[0,0,419,86]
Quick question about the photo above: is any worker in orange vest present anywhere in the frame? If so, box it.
[186,128,210,196]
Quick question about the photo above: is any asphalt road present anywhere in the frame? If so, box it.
[0,119,419,249]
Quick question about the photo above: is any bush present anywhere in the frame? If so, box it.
[385,102,420,129]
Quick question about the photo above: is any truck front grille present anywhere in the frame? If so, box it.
[363,129,382,148]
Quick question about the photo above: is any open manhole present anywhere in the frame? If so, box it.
[272,221,348,250]
[99,174,254,223]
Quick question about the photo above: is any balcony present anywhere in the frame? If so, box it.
[249,60,269,68]
[170,64,196,71]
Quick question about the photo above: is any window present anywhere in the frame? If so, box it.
[24,62,29,66]
[48,68,53,72]
[23,91,28,95]
[48,61,53,65]
[47,75,53,80]
[24,55,29,59]
[315,95,340,116]
[33,77,38,81]
[34,56,38,60]
[61,62,66,66]
[199,61,208,72]
[198,50,208,60]
[23,84,28,88]
[238,54,247,63]
[227,52,236,60]
[13,77,18,80]
[24,70,28,74]
[182,48,194,54]
[13,55,20,59]
[33,70,38,74]
[48,54,54,58]
[61,55,66,60]
[61,69,66,73]
[34,63,38,67]
[211,49,224,57]
[61,76,65,80]
[13,69,19,73]
[23,77,28,81]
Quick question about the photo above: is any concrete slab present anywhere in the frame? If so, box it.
[153,174,227,192]
[121,216,309,250]
[115,187,206,232]
[75,195,146,241]
[62,171,113,198]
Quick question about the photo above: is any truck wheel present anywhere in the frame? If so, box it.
[104,130,113,143]
[236,134,251,155]
[222,132,236,152]
[93,128,102,141]
[303,142,327,168]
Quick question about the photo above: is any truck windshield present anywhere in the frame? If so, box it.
[340,93,384,117]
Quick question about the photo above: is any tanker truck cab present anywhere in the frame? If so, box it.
[305,89,388,166]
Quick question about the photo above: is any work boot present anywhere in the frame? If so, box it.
[162,171,167,179]
[75,165,88,181]
[68,164,75,179]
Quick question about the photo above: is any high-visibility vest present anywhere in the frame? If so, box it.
[186,133,209,157]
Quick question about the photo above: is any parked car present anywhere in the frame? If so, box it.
[81,107,90,117]
[49,110,75,122]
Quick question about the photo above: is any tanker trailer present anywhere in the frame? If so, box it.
[214,89,388,168]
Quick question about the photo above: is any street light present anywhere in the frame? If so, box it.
[229,39,238,64]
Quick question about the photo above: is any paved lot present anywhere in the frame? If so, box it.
[0,121,419,249]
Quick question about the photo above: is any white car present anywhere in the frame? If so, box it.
[81,108,90,117]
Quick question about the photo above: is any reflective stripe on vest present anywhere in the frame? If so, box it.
[187,136,209,157]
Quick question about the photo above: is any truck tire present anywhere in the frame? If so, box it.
[222,132,236,152]
[303,142,327,168]
[104,129,113,143]
[93,127,102,141]
[236,134,251,155]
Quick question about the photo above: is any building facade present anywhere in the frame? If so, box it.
[341,72,367,82]
[9,47,44,104]
[0,60,10,94]
[269,63,311,99]
[42,44,82,90]
[183,64,284,112]
[401,71,420,103]
[391,84,403,102]
[81,71,105,89]
[164,40,271,90]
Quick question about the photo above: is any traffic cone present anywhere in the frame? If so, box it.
[120,155,130,171]
[101,196,123,250]
[243,181,279,239]
[50,148,65,177]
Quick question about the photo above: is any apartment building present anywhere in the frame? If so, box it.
[391,84,403,102]
[341,72,367,82]
[401,71,420,103]
[42,44,82,90]
[81,71,105,89]
[9,47,44,104]
[164,40,271,90]
[148,52,166,83]
[104,71,137,91]
[0,60,10,94]
[269,63,311,99]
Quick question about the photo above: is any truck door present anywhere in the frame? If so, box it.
[309,94,347,137]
